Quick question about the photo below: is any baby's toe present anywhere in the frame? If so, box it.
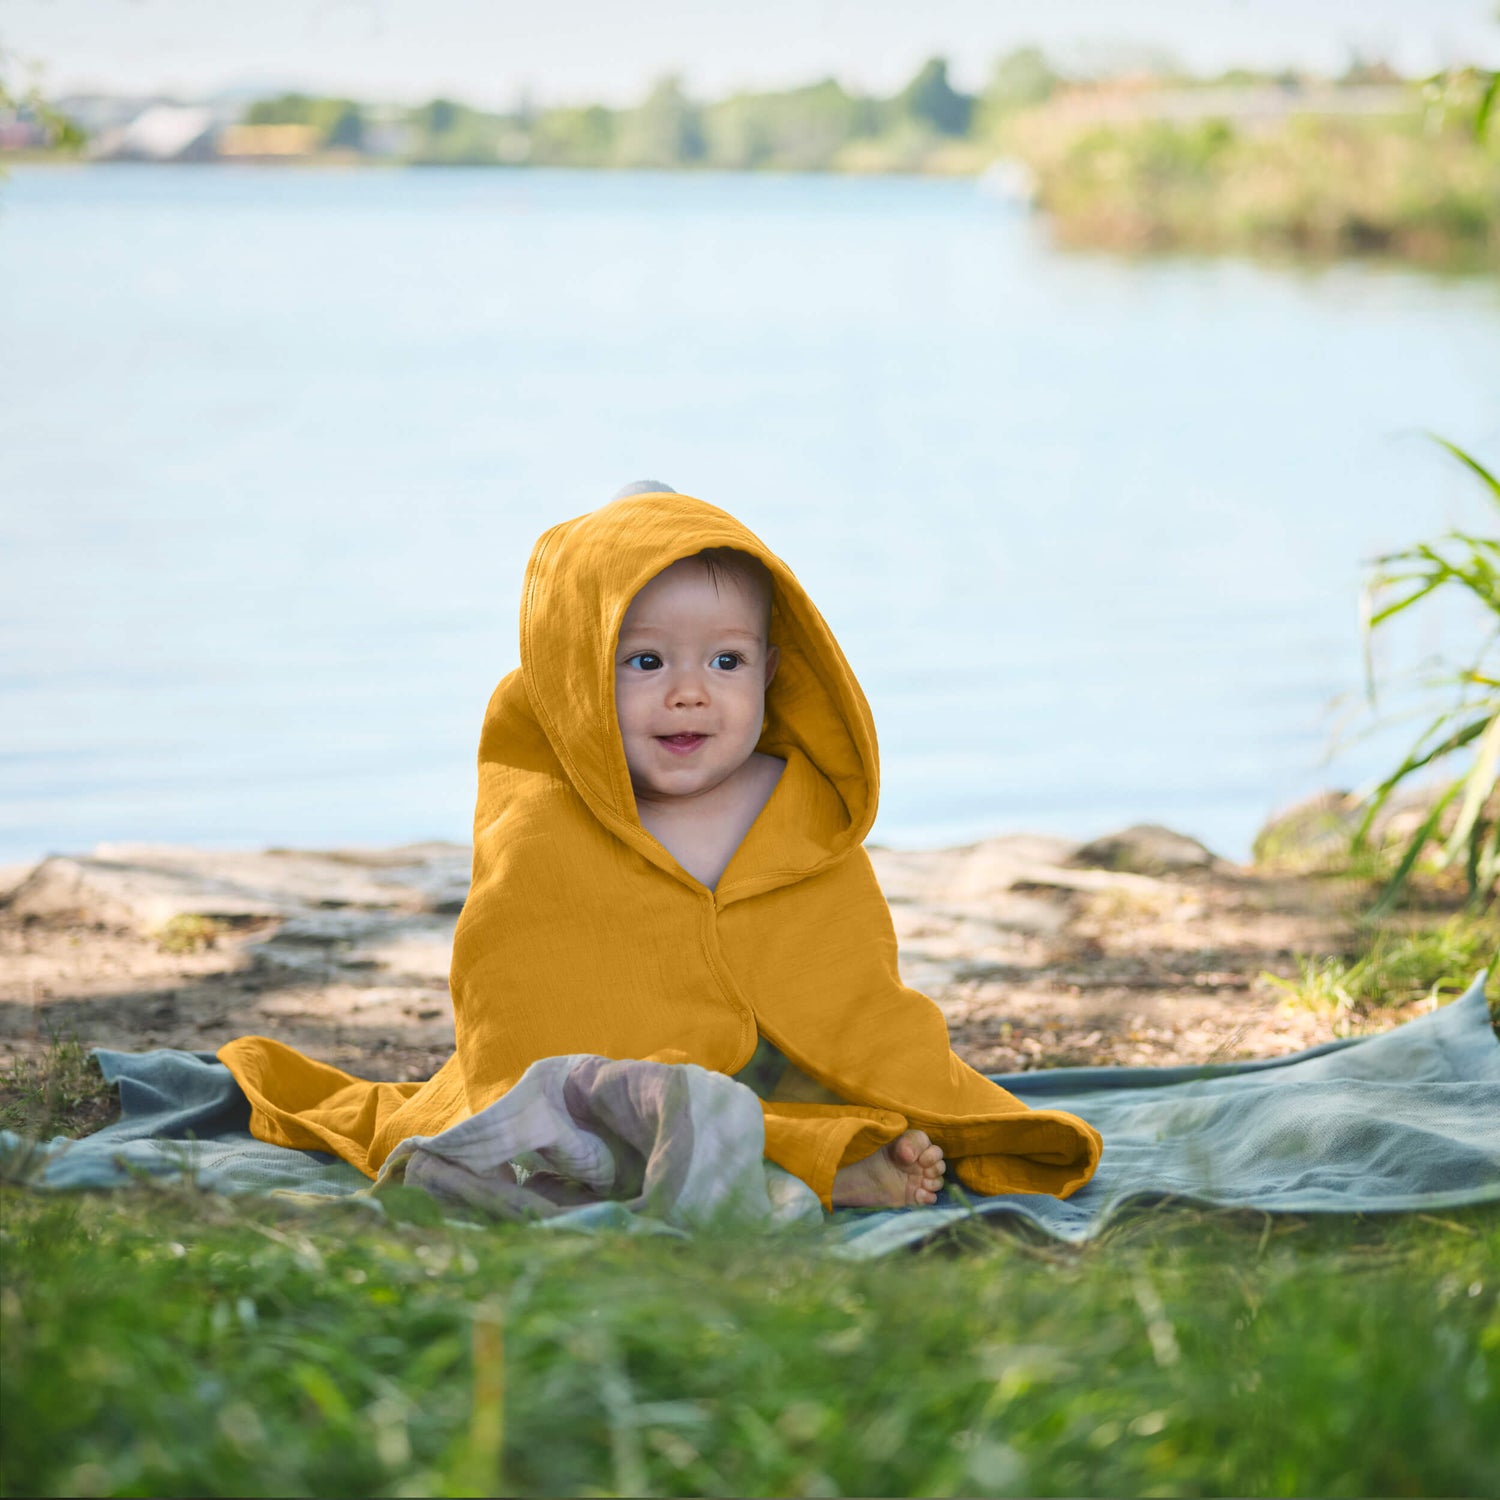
[894,1130,931,1167]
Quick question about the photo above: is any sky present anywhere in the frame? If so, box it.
[4,0,1499,108]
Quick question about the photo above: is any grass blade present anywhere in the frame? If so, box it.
[1353,711,1492,850]
[1437,711,1500,871]
[1428,434,1500,509]
[1475,69,1499,141]
[1370,780,1465,919]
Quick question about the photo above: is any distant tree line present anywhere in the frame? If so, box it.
[244,93,366,150]
[237,52,1068,168]
[229,49,1479,172]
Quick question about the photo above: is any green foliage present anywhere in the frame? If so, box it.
[986,48,1059,113]
[403,97,506,164]
[700,78,878,172]
[368,57,979,174]
[0,1031,115,1141]
[0,45,87,154]
[1080,116,1237,185]
[1013,97,1500,269]
[1355,440,1500,913]
[243,92,365,150]
[1265,909,1500,1019]
[972,48,1059,139]
[2,1188,1496,1497]
[1479,72,1500,139]
[320,103,364,152]
[151,912,227,954]
[528,104,616,167]
[11,47,1494,270]
[1420,63,1500,142]
[893,57,974,137]
[412,97,461,137]
[613,77,707,169]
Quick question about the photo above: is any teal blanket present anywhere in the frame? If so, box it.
[4,971,1496,1251]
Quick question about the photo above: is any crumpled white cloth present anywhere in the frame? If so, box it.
[375,1053,823,1230]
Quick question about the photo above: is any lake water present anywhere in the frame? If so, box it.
[2,164,1497,866]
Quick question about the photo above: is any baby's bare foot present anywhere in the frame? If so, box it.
[831,1129,946,1208]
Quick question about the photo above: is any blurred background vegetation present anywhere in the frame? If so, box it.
[1011,66,1500,269]
[6,46,1497,270]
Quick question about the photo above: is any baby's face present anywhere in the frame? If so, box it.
[615,559,778,809]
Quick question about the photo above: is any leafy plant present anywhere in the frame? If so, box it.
[1354,438,1500,913]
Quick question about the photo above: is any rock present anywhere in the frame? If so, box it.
[869,834,1081,909]
[3,855,273,930]
[1072,824,1224,877]
[0,862,38,904]
[872,832,1173,912]
[1367,782,1495,848]
[1254,783,1496,876]
[1251,791,1363,874]
[866,833,1181,997]
[3,843,473,935]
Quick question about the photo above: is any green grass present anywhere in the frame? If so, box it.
[1266,908,1499,1021]
[0,1031,116,1140]
[149,913,229,955]
[4,906,1496,1498]
[2,1186,1497,1498]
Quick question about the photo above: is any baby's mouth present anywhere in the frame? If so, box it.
[656,732,708,755]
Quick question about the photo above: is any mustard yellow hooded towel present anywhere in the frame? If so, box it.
[220,491,1102,1208]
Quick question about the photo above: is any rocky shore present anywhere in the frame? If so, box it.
[0,818,1410,1092]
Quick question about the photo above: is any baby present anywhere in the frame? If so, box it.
[612,509,946,1208]
[221,482,1101,1216]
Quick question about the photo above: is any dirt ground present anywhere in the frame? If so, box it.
[0,828,1468,1098]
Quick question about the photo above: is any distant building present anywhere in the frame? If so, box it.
[90,104,218,161]
[218,123,320,158]
[55,93,147,137]
[0,113,50,151]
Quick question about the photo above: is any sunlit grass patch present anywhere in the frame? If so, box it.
[150,912,229,954]
[1265,909,1500,1022]
[1079,882,1190,928]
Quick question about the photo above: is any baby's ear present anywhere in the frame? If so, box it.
[764,643,780,688]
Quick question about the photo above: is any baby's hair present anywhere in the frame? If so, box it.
[693,547,775,638]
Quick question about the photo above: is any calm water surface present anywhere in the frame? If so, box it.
[2,165,1497,865]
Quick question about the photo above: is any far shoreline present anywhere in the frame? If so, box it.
[7,153,1493,278]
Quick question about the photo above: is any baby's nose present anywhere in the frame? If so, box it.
[666,669,709,707]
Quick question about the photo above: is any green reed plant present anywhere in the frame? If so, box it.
[1419,62,1499,144]
[1354,438,1500,915]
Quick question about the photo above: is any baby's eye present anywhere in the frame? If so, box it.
[712,652,745,671]
[624,653,663,671]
